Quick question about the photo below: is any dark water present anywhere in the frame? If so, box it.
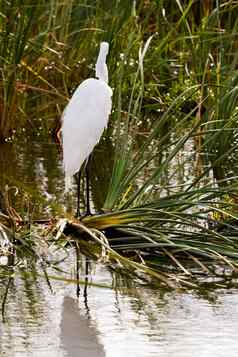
[0,139,238,357]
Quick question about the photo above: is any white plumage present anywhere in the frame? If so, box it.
[62,42,112,190]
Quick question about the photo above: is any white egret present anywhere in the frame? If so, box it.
[61,42,112,216]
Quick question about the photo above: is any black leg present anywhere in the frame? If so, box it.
[83,258,89,309]
[85,155,92,216]
[75,242,80,297]
[76,170,82,218]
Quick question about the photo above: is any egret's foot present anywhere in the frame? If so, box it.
[80,210,93,220]
[74,210,81,219]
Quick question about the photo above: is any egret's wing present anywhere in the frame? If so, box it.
[62,78,112,177]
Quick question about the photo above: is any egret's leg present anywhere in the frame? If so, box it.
[83,258,89,304]
[76,170,82,218]
[75,242,80,297]
[85,155,92,216]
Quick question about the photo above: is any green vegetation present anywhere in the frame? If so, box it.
[0,0,238,290]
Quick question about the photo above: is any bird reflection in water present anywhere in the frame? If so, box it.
[60,296,105,357]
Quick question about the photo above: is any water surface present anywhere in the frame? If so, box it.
[0,139,238,357]
[1,262,238,357]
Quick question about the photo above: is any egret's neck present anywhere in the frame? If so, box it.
[95,42,109,83]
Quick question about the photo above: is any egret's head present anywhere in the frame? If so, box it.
[100,42,109,56]
[96,41,109,83]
